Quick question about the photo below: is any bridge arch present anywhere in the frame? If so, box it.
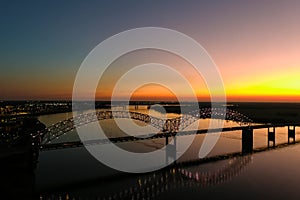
[37,108,253,144]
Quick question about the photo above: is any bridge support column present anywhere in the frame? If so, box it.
[48,132,50,143]
[242,127,253,154]
[268,127,275,148]
[166,135,169,145]
[166,135,177,165]
[288,126,296,144]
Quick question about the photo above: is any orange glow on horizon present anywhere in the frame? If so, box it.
[95,83,300,102]
[129,85,178,101]
[226,95,300,102]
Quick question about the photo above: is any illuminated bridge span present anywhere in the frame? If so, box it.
[40,155,252,200]
[37,108,253,144]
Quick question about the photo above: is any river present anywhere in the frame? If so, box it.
[36,106,300,199]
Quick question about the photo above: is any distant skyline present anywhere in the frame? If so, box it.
[1,1,300,102]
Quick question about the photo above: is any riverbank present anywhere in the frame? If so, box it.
[0,117,45,199]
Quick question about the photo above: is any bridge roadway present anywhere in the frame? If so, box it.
[40,123,300,151]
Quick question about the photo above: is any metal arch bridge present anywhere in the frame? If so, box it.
[36,107,253,145]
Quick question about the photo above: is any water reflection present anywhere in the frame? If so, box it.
[38,141,300,200]
[39,155,252,200]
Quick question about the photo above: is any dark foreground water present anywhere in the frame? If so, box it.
[37,144,300,199]
[34,106,300,200]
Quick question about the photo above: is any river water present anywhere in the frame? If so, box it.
[36,106,300,199]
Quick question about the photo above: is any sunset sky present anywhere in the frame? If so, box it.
[1,1,299,102]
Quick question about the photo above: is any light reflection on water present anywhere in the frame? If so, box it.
[37,109,300,199]
[37,144,300,199]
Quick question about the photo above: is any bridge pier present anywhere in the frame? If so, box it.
[268,127,275,148]
[47,131,50,143]
[166,135,169,145]
[242,127,253,154]
[166,135,177,165]
[288,126,296,144]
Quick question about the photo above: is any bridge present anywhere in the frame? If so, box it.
[32,107,300,154]
[35,107,252,144]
